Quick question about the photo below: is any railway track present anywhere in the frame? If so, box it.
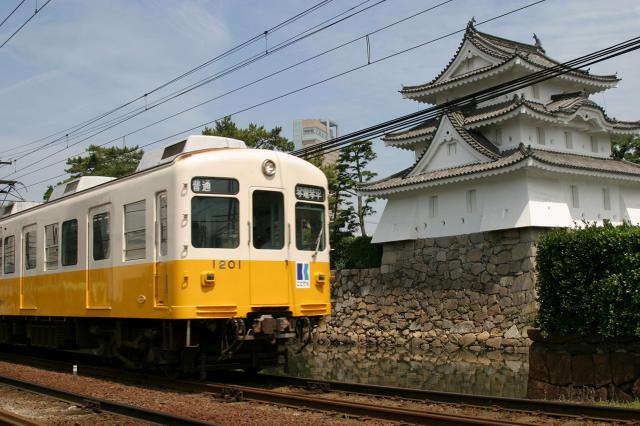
[241,373,640,423]
[0,373,215,426]
[0,349,638,425]
[0,407,46,426]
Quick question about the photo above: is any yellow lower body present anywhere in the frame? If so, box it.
[0,259,331,319]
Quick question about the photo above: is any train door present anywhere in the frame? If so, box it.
[87,204,112,309]
[154,192,168,306]
[20,224,38,310]
[248,188,290,305]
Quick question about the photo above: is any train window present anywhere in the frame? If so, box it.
[3,236,14,274]
[295,203,325,251]
[158,193,168,256]
[253,191,284,250]
[191,197,239,248]
[124,200,146,261]
[191,177,239,195]
[25,229,36,270]
[92,212,110,261]
[61,219,78,266]
[45,223,59,270]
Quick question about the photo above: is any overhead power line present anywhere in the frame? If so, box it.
[294,36,640,158]
[21,34,640,191]
[0,0,27,30]
[5,0,447,173]
[7,0,539,184]
[0,0,338,157]
[0,0,53,50]
[4,0,389,164]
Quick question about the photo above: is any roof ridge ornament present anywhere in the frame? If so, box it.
[466,17,476,33]
[533,33,545,53]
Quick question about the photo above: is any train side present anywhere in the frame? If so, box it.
[0,138,330,372]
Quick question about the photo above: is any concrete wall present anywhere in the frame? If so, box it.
[316,227,542,352]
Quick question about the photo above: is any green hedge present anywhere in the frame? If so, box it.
[535,222,640,338]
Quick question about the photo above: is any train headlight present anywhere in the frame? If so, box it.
[262,159,276,177]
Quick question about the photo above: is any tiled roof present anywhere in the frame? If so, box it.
[383,117,440,142]
[448,111,501,160]
[400,23,618,96]
[360,145,640,194]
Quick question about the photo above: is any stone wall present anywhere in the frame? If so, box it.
[527,331,640,401]
[315,227,543,352]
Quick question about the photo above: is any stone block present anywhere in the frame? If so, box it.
[460,333,476,347]
[452,320,474,334]
[486,337,502,349]
[504,324,520,339]
[611,352,640,386]
[487,304,501,316]
[571,354,595,386]
[496,263,510,275]
[529,345,549,382]
[511,242,533,261]
[466,248,483,262]
[546,350,572,386]
[476,331,490,342]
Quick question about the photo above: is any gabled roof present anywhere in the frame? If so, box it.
[383,112,502,158]
[360,145,640,196]
[400,21,619,102]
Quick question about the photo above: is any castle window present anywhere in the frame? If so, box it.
[536,127,545,145]
[466,190,477,213]
[564,131,573,149]
[570,185,580,209]
[429,196,438,218]
[590,136,598,153]
[602,188,611,211]
[447,142,457,156]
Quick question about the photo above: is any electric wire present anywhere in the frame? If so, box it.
[0,0,27,30]
[9,0,540,183]
[3,0,388,163]
[0,0,53,50]
[0,0,337,157]
[5,0,449,173]
[21,36,639,190]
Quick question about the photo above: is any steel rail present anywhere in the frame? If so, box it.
[0,408,46,426]
[0,374,217,426]
[189,380,536,426]
[253,373,640,423]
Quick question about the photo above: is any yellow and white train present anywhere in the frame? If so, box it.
[0,135,330,373]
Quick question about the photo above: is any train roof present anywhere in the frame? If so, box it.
[1,136,318,221]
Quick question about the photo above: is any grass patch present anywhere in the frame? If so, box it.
[598,399,640,409]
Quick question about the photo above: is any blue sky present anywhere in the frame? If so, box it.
[0,0,638,232]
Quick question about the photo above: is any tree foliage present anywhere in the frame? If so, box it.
[336,141,377,237]
[202,116,293,152]
[43,144,143,201]
[612,134,640,163]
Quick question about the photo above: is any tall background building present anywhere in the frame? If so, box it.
[292,119,339,163]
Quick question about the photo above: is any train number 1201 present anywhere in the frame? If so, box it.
[212,260,241,269]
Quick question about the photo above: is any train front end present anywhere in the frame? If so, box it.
[168,145,330,373]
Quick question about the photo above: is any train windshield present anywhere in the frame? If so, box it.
[191,197,239,248]
[295,203,325,251]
